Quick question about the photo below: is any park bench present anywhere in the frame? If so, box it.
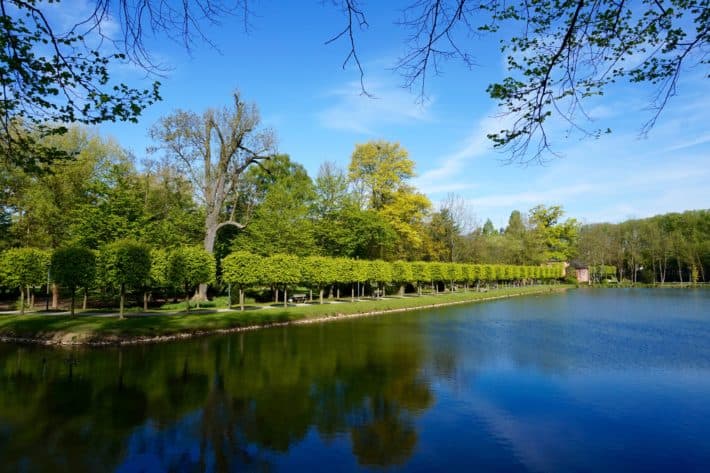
[291,293,307,303]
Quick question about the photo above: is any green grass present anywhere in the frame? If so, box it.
[0,285,569,345]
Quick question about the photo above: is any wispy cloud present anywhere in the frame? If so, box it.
[414,112,511,193]
[317,79,433,134]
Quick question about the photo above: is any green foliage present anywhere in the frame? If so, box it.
[149,249,170,288]
[528,205,579,262]
[349,141,415,210]
[391,261,414,284]
[428,263,444,283]
[98,240,151,288]
[367,260,393,285]
[262,254,302,287]
[0,247,49,290]
[300,256,338,288]
[50,246,96,316]
[167,246,216,290]
[235,155,317,256]
[221,251,264,288]
[51,246,96,291]
[0,3,159,171]
[410,262,431,286]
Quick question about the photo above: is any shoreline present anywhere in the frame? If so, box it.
[0,286,570,347]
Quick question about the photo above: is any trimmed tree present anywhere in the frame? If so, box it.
[443,263,461,292]
[99,240,151,319]
[0,248,50,315]
[167,246,216,312]
[222,251,263,310]
[391,260,414,296]
[429,262,444,294]
[50,246,96,316]
[262,254,301,309]
[301,256,338,304]
[410,261,431,295]
[367,260,392,298]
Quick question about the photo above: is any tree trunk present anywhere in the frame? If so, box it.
[678,260,683,285]
[185,283,191,312]
[143,291,148,311]
[284,288,288,309]
[337,287,340,299]
[319,288,324,305]
[70,288,76,317]
[399,284,405,296]
[199,217,219,300]
[274,287,279,303]
[83,288,88,310]
[51,283,59,309]
[119,283,125,319]
[19,286,25,315]
[239,288,244,311]
[351,285,355,302]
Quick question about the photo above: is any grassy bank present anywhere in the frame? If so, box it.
[0,285,569,346]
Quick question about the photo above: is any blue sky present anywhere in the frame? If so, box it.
[83,1,709,229]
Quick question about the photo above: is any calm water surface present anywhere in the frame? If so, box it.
[1,288,709,472]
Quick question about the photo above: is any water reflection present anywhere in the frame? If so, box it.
[0,319,433,471]
[1,289,710,472]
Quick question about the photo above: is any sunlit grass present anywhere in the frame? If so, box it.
[0,285,569,344]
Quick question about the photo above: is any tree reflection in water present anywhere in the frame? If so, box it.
[0,319,434,471]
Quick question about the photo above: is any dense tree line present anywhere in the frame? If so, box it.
[576,210,710,284]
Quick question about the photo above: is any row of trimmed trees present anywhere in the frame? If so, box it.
[0,245,564,316]
[222,251,565,310]
[0,242,215,317]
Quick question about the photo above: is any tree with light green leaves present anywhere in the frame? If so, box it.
[458,264,472,291]
[470,264,482,289]
[0,248,50,314]
[98,240,151,319]
[50,246,96,316]
[428,262,444,293]
[167,246,216,312]
[301,256,338,304]
[222,251,264,310]
[410,261,431,295]
[262,254,302,308]
[443,263,461,292]
[367,260,393,298]
[391,261,414,296]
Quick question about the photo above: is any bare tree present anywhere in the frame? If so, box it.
[150,92,275,296]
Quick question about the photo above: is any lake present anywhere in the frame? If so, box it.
[1,288,709,472]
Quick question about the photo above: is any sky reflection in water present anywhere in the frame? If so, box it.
[1,288,709,472]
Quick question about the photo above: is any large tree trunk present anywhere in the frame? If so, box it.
[319,288,324,304]
[83,288,88,310]
[283,288,288,309]
[19,286,25,315]
[119,283,125,320]
[239,288,244,311]
[185,283,191,312]
[51,283,59,309]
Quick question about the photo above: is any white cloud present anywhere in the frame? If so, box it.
[317,79,433,134]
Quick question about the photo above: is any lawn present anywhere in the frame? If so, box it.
[0,285,568,345]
